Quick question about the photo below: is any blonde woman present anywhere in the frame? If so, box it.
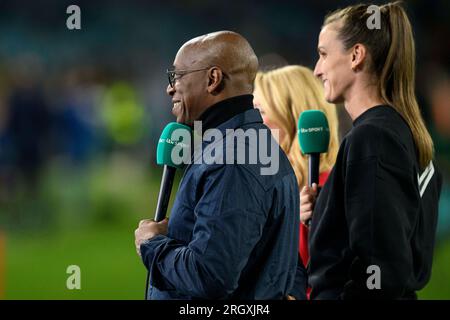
[253,65,340,298]
[301,2,442,299]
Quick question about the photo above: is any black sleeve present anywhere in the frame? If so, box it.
[289,254,308,300]
[341,125,420,299]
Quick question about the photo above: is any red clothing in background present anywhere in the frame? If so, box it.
[299,171,330,268]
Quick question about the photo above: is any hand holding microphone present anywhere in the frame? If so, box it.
[135,122,191,256]
[300,183,318,225]
[137,122,191,299]
[298,110,330,227]
[135,218,169,257]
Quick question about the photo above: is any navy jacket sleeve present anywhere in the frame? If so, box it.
[140,164,268,299]
[342,125,420,299]
[289,254,308,300]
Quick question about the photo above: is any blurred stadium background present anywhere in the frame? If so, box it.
[0,0,449,299]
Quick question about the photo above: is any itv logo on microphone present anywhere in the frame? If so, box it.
[300,127,328,133]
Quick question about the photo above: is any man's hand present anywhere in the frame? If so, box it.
[300,183,318,226]
[135,218,169,257]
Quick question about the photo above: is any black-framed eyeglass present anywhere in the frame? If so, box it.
[166,67,211,88]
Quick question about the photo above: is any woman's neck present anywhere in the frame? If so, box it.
[344,81,386,121]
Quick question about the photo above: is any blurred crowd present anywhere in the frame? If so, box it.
[0,0,449,238]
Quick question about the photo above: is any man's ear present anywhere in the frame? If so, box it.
[207,67,224,94]
[351,43,367,72]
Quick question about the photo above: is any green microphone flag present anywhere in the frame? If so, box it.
[298,110,330,155]
[298,110,330,189]
[157,122,192,169]
[154,122,191,222]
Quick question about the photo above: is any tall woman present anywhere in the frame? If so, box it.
[302,2,442,299]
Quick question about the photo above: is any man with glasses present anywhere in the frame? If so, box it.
[134,31,301,299]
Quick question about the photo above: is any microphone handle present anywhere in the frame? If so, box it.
[154,165,176,222]
[145,165,176,299]
[308,153,320,187]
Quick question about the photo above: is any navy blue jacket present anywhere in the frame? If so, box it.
[140,96,300,299]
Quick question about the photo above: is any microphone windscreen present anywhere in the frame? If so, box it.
[157,122,192,168]
[298,110,330,154]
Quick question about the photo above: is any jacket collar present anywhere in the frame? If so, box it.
[197,94,256,133]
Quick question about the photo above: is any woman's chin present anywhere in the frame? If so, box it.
[325,94,334,103]
[325,93,342,105]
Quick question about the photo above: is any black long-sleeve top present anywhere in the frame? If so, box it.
[308,105,442,299]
